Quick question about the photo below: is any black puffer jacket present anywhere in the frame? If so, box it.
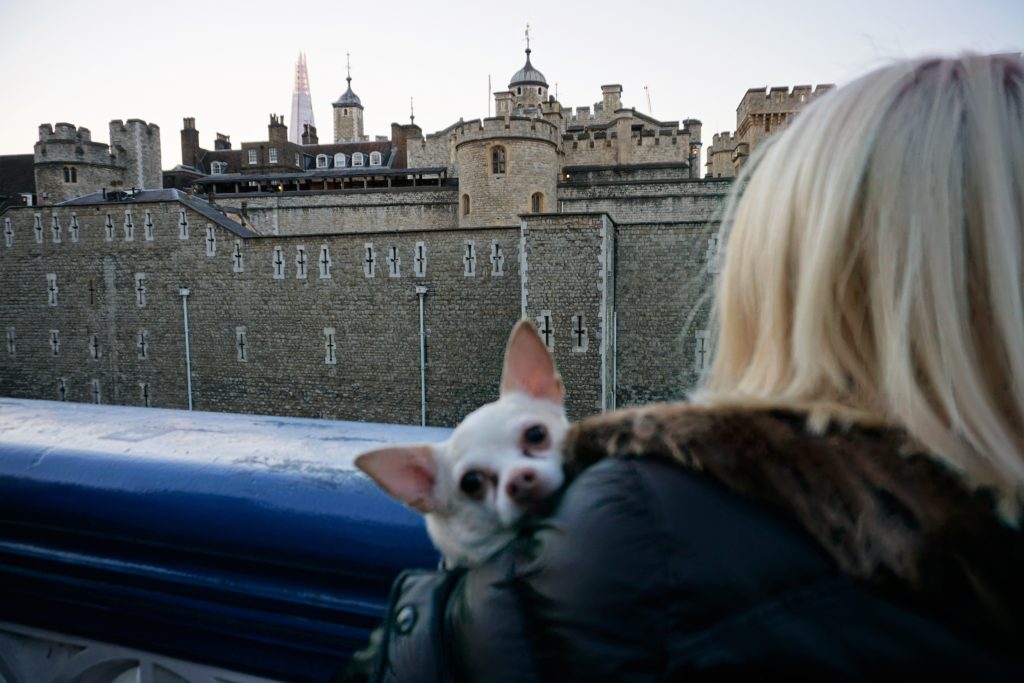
[364,407,1024,681]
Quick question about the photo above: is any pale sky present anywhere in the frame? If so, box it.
[1,0,1020,168]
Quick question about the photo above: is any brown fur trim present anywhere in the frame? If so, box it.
[563,404,1024,646]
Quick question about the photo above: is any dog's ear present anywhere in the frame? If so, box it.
[356,445,440,513]
[500,319,564,404]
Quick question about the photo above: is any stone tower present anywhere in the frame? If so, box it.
[109,119,162,189]
[457,44,558,228]
[332,54,364,143]
[289,52,316,145]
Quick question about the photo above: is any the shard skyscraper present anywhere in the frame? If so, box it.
[289,52,315,144]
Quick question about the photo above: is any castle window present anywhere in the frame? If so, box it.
[63,166,77,183]
[490,240,504,276]
[538,87,542,95]
[388,245,401,278]
[137,329,149,360]
[89,334,101,361]
[352,152,365,167]
[705,232,721,274]
[247,149,258,165]
[316,154,329,169]
[414,241,427,277]
[531,192,544,213]
[318,245,332,279]
[491,146,507,175]
[343,109,349,116]
[334,153,347,168]
[571,314,588,352]
[210,161,225,174]
[6,327,15,356]
[517,87,522,96]
[269,148,278,163]
[46,273,58,306]
[49,329,60,356]
[272,246,286,279]
[463,240,476,277]
[4,218,12,247]
[134,273,146,307]
[232,240,244,273]
[369,151,382,166]
[69,214,79,242]
[124,211,134,241]
[236,327,248,362]
[57,378,67,401]
[363,243,375,277]
[178,210,189,240]
[324,327,338,365]
[51,215,62,243]
[695,330,711,372]
[91,379,102,404]
[104,213,115,241]
[295,245,308,279]
[205,225,216,256]
[536,310,554,351]
[140,382,151,407]
[143,211,153,241]
[462,194,471,216]
[34,214,43,243]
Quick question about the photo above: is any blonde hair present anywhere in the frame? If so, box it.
[699,54,1024,508]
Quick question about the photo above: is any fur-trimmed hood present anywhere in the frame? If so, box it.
[563,404,1024,649]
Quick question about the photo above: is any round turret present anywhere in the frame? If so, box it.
[508,47,549,110]
[455,117,559,228]
[334,76,363,109]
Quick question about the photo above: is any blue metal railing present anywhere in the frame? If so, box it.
[0,398,447,682]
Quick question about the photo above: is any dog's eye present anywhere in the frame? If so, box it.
[459,471,487,500]
[524,424,547,445]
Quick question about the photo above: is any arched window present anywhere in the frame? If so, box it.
[316,154,329,169]
[531,192,544,213]
[334,153,347,168]
[210,161,225,174]
[352,152,365,167]
[63,166,77,183]
[462,194,471,216]
[369,151,382,166]
[491,146,506,175]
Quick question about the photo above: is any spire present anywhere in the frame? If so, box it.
[290,51,315,145]
[410,96,415,125]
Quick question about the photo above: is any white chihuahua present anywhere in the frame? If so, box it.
[356,320,567,568]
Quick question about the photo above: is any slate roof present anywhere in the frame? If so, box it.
[509,49,548,88]
[58,188,256,237]
[0,154,35,197]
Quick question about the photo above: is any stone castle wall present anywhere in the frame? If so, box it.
[1,179,728,425]
[238,188,459,234]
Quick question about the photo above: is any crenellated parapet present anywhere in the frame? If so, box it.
[452,116,561,148]
[737,84,834,122]
[33,118,162,205]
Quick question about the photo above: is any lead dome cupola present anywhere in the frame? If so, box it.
[509,47,547,89]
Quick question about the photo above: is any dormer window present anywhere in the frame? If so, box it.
[247,149,257,165]
[210,161,225,174]
[316,154,329,169]
[352,152,365,167]
[491,146,507,175]
[334,153,346,167]
[369,151,382,166]
[268,148,278,163]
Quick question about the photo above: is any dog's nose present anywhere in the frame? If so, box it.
[505,468,541,503]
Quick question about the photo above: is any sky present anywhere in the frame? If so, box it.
[1,0,1020,168]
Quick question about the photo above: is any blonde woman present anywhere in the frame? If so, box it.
[355,55,1023,682]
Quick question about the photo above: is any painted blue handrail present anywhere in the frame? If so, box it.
[0,398,446,682]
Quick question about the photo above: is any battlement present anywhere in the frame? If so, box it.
[738,83,835,118]
[452,116,560,147]
[38,123,93,143]
[110,119,160,138]
[710,131,739,146]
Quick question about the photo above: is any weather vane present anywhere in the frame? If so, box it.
[525,23,531,51]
